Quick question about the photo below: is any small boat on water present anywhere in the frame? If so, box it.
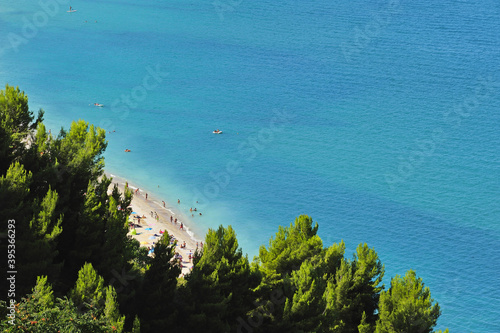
[67,6,77,13]
[213,129,223,134]
[94,103,104,107]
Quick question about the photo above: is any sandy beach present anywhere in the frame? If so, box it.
[106,173,202,276]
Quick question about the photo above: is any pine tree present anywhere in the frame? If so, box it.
[138,233,181,332]
[104,285,125,332]
[0,274,115,332]
[0,161,32,219]
[255,215,323,331]
[258,215,323,281]
[358,312,372,333]
[351,243,385,326]
[31,276,55,309]
[70,262,106,311]
[375,270,442,333]
[280,240,347,332]
[0,84,43,171]
[131,315,141,333]
[283,257,325,332]
[0,162,63,296]
[182,225,259,333]
[321,243,384,333]
[18,186,63,294]
[97,183,135,280]
[322,258,356,332]
[48,120,109,290]
[70,179,108,270]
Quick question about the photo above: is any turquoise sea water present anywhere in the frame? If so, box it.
[1,0,499,331]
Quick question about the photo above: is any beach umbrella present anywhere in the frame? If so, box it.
[149,236,156,240]
[145,227,152,230]
[140,241,148,245]
[131,211,138,214]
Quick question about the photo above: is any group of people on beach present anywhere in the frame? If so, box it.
[123,183,205,262]
[167,215,186,232]
[189,207,203,217]
[150,211,161,221]
[128,184,204,224]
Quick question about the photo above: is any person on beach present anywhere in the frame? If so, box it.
[178,199,180,204]
[180,223,183,230]
[146,193,148,200]
[174,218,177,224]
[194,208,197,212]
[199,213,202,216]
[170,216,173,223]
[190,207,192,212]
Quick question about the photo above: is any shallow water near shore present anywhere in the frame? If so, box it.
[1,0,500,331]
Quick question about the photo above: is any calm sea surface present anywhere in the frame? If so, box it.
[1,0,499,331]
